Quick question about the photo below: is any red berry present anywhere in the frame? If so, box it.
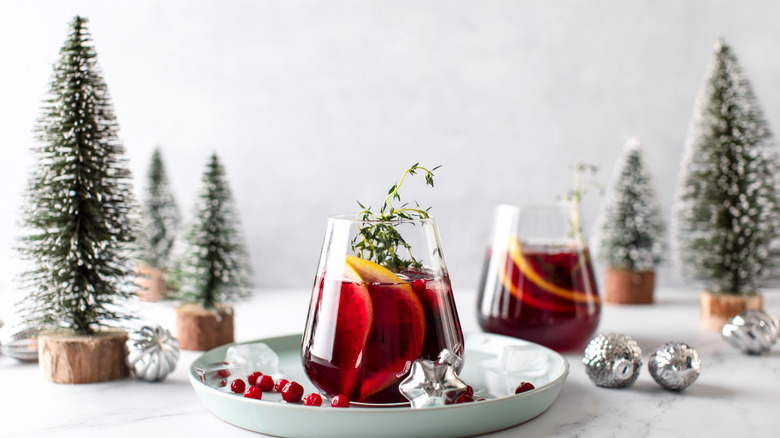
[274,378,289,392]
[331,394,350,408]
[302,393,323,406]
[219,379,228,387]
[217,369,231,378]
[515,382,535,394]
[282,381,304,403]
[456,394,474,404]
[247,371,263,386]
[455,385,474,403]
[230,379,246,394]
[244,385,263,400]
[412,279,426,293]
[257,375,275,392]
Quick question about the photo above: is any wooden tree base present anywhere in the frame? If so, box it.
[700,290,763,331]
[604,268,655,304]
[38,329,129,384]
[135,265,168,302]
[176,304,234,351]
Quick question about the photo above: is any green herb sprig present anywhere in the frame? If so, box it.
[560,162,600,242]
[352,163,441,271]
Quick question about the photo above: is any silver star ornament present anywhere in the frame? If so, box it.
[399,349,467,408]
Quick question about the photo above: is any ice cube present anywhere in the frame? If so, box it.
[484,368,539,397]
[195,361,244,389]
[496,345,551,377]
[225,343,281,377]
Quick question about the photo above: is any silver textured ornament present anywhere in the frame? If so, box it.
[583,333,642,388]
[648,342,701,390]
[0,322,44,361]
[126,325,180,381]
[722,310,779,355]
[399,349,467,408]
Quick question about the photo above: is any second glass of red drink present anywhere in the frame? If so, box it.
[476,204,600,351]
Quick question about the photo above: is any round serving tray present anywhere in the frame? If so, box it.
[189,332,569,438]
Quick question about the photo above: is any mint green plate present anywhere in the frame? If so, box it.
[189,333,569,438]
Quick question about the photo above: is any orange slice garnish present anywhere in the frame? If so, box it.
[504,235,599,304]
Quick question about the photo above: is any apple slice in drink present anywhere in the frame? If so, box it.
[329,261,373,398]
[344,256,427,401]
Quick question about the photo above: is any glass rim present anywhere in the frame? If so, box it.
[328,212,437,225]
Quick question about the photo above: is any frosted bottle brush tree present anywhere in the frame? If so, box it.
[17,16,135,382]
[673,39,780,328]
[140,147,179,269]
[593,138,665,304]
[174,153,251,350]
[136,147,180,301]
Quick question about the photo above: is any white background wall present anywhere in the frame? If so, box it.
[2,1,780,302]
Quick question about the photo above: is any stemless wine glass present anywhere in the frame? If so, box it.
[302,215,464,404]
[476,204,600,351]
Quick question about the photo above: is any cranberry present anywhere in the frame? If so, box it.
[257,375,275,392]
[331,394,350,408]
[456,394,473,403]
[217,369,231,378]
[412,279,426,294]
[454,385,474,403]
[247,371,263,386]
[230,379,246,394]
[274,378,289,392]
[244,385,263,400]
[515,382,535,394]
[302,393,323,406]
[282,381,304,403]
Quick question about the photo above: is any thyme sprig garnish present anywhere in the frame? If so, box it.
[560,162,601,242]
[352,163,441,271]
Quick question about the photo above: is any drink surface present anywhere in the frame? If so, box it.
[303,268,463,404]
[477,242,600,351]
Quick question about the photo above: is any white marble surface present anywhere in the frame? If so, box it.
[1,288,779,437]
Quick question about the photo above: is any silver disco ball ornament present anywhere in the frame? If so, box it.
[126,325,180,381]
[583,333,642,388]
[648,342,701,390]
[722,310,779,355]
[0,321,44,361]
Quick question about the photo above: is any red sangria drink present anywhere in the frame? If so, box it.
[477,205,600,351]
[303,255,463,403]
[302,163,463,404]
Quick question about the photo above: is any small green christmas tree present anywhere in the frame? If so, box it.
[594,137,665,271]
[140,147,180,269]
[18,16,136,335]
[673,39,780,295]
[176,153,251,308]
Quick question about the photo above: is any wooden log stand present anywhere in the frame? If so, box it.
[38,329,129,384]
[135,264,168,302]
[176,304,234,351]
[700,290,763,331]
[604,268,655,304]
